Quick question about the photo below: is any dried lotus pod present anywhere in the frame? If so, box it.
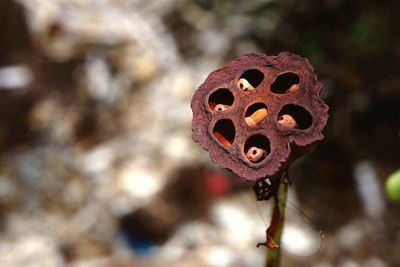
[191,52,329,182]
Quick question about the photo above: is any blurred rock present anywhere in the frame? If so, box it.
[0,234,64,267]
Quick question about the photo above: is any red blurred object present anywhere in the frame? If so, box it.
[204,171,232,198]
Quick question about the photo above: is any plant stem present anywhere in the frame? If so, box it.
[265,172,289,267]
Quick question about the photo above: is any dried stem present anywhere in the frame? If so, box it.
[265,172,289,267]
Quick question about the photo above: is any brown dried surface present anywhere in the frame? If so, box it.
[191,52,328,181]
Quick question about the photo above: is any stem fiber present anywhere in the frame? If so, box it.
[265,172,289,267]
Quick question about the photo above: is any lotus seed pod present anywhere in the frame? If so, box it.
[191,52,329,182]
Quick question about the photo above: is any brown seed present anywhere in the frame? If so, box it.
[245,108,268,126]
[214,132,232,147]
[287,83,300,93]
[278,114,297,128]
[214,104,228,111]
[246,146,266,162]
[237,78,254,91]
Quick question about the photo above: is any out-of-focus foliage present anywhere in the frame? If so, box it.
[386,170,400,201]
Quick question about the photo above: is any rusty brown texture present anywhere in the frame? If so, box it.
[191,52,329,182]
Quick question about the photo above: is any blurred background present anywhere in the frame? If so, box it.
[0,0,399,266]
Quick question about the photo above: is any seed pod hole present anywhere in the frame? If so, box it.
[270,72,300,94]
[208,89,234,111]
[244,135,270,163]
[245,103,268,126]
[278,104,312,129]
[213,119,236,147]
[238,69,264,90]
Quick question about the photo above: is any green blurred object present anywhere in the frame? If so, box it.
[385,170,400,201]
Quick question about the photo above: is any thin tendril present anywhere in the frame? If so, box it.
[256,200,268,227]
[276,196,325,258]
[286,199,325,238]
